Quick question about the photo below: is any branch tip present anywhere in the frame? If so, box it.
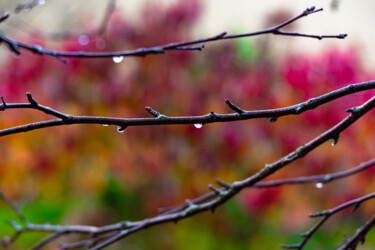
[215,178,231,189]
[26,92,38,106]
[339,33,348,39]
[0,12,10,23]
[308,6,316,12]
[209,184,224,195]
[225,99,246,115]
[217,31,227,38]
[0,96,6,110]
[145,106,160,118]
[186,199,195,206]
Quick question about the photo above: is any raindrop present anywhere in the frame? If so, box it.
[78,34,89,46]
[329,135,339,146]
[194,123,203,129]
[268,117,278,123]
[102,124,109,127]
[117,125,126,133]
[112,56,124,63]
[315,182,324,189]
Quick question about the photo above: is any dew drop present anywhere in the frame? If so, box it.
[78,34,89,46]
[329,135,339,146]
[117,125,126,133]
[194,123,203,129]
[315,182,324,189]
[268,117,278,123]
[112,56,124,63]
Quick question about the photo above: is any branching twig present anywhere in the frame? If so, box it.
[282,192,375,249]
[159,158,375,214]
[0,81,374,138]
[0,192,26,224]
[337,214,375,250]
[0,6,346,61]
[2,97,375,249]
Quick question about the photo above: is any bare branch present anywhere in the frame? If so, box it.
[0,6,345,61]
[283,192,375,249]
[3,97,374,248]
[30,231,65,250]
[225,99,246,115]
[0,192,26,224]
[0,12,10,23]
[0,81,374,138]
[159,158,375,215]
[337,214,375,250]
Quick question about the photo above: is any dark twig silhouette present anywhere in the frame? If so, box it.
[1,4,374,250]
[0,6,346,62]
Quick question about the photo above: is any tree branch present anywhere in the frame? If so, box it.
[337,214,375,250]
[159,158,375,214]
[0,6,346,61]
[282,192,375,249]
[2,96,374,249]
[0,81,374,138]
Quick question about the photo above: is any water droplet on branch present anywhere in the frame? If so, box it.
[329,135,339,146]
[117,125,126,133]
[315,182,324,189]
[102,124,109,127]
[112,56,124,63]
[268,117,278,123]
[194,123,203,129]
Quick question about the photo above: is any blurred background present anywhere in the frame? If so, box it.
[1,0,375,249]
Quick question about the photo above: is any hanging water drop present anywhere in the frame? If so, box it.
[315,182,324,189]
[117,125,126,133]
[268,117,278,123]
[112,56,124,63]
[329,134,339,146]
[194,123,203,129]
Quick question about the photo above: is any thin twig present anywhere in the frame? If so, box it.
[30,231,65,250]
[0,12,10,23]
[337,214,375,250]
[160,158,375,214]
[0,6,345,61]
[0,192,26,224]
[282,192,375,249]
[0,81,374,138]
[4,97,373,249]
